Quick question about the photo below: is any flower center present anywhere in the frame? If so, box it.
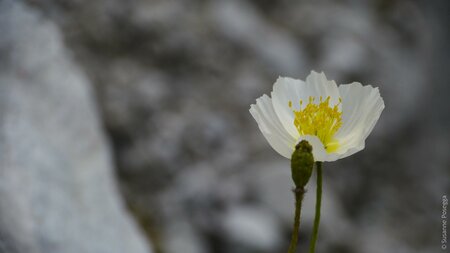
[289,96,342,152]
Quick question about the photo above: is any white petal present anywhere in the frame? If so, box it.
[249,94,297,158]
[334,82,385,159]
[271,77,305,138]
[298,135,341,162]
[305,71,341,107]
[271,71,341,139]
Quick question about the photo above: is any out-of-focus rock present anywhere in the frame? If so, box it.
[162,220,207,253]
[221,206,282,251]
[0,1,152,253]
[210,0,307,76]
[17,0,450,252]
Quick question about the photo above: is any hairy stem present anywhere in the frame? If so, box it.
[287,187,305,253]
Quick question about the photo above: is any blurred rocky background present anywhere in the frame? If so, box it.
[0,0,449,252]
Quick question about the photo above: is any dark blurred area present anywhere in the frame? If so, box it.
[0,0,449,252]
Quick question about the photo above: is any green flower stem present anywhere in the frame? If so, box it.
[309,162,323,253]
[288,187,305,253]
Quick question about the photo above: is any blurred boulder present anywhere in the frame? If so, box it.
[0,1,152,253]
[15,0,450,253]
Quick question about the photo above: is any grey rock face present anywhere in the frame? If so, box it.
[0,1,152,253]
[2,0,449,253]
[36,0,447,252]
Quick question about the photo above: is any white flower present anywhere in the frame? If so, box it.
[249,71,384,162]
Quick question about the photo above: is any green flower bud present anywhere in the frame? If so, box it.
[291,140,314,189]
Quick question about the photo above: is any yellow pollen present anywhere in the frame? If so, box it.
[292,96,342,153]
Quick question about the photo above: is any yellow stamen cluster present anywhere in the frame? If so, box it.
[289,96,342,152]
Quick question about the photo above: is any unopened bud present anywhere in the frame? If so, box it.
[291,140,314,188]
